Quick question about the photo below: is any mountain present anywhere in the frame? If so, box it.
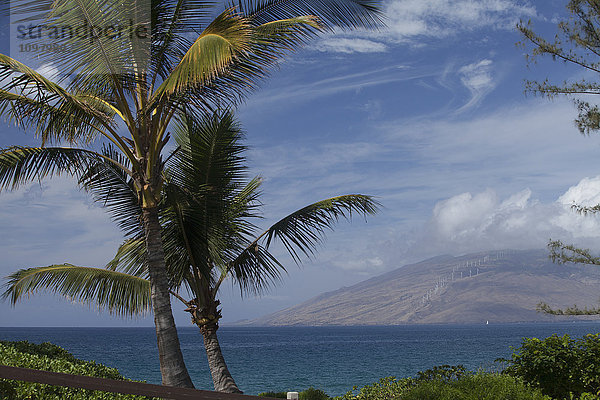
[248,249,600,326]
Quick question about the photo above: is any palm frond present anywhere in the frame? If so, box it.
[78,145,142,237]
[239,0,383,30]
[104,236,194,301]
[106,238,148,278]
[226,176,263,240]
[160,185,212,289]
[220,194,379,295]
[160,15,322,111]
[170,111,247,196]
[2,264,151,317]
[106,238,148,279]
[9,0,145,95]
[0,55,116,144]
[159,111,258,291]
[150,0,214,86]
[0,146,103,190]
[170,111,249,254]
[225,243,285,295]
[263,194,380,263]
[152,8,253,102]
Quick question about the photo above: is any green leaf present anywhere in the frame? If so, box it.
[3,265,151,317]
[152,8,252,101]
[0,146,103,190]
[263,194,381,263]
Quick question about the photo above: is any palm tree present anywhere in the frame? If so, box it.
[0,0,382,387]
[3,111,380,393]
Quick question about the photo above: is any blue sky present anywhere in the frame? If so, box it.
[2,0,600,327]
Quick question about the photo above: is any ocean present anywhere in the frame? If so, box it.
[1,322,600,396]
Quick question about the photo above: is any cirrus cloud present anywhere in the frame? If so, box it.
[314,0,537,53]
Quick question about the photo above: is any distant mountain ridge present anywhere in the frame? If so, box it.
[245,249,600,326]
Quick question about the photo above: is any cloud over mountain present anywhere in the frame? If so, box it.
[418,176,600,256]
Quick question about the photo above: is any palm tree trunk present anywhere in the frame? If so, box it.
[142,206,194,388]
[200,323,242,393]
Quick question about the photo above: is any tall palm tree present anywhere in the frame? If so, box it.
[3,111,380,393]
[0,0,382,387]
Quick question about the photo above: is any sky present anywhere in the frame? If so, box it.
[2,0,600,327]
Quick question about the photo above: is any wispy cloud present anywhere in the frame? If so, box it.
[241,64,428,111]
[315,0,537,53]
[242,56,500,116]
[245,98,600,279]
[456,59,496,113]
[0,177,122,267]
[311,38,387,54]
[385,0,536,40]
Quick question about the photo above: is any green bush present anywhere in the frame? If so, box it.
[300,387,329,400]
[504,334,600,399]
[334,367,549,400]
[258,392,288,398]
[259,387,330,400]
[401,373,550,400]
[0,340,154,400]
[335,376,413,400]
[579,394,600,400]
[415,364,469,382]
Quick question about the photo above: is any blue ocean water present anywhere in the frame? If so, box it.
[1,323,600,396]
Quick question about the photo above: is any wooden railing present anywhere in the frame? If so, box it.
[0,365,267,400]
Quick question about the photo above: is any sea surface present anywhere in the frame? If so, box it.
[1,323,600,395]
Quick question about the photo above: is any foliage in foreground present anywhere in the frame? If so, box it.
[0,340,154,400]
[334,367,549,400]
[259,387,330,400]
[261,365,548,400]
[399,373,549,400]
[503,333,600,399]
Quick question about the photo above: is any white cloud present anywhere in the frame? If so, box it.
[242,56,496,114]
[457,59,496,112]
[417,177,600,257]
[460,59,494,91]
[432,189,499,240]
[244,98,600,278]
[385,0,536,40]
[331,255,385,273]
[0,177,122,268]
[557,176,600,207]
[240,63,426,112]
[312,38,387,53]
[360,99,384,119]
[315,0,536,53]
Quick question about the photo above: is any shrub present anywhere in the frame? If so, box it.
[504,334,600,399]
[0,340,154,400]
[300,387,329,400]
[415,364,469,382]
[400,373,550,400]
[258,392,288,398]
[335,377,413,400]
[579,394,600,400]
[259,388,330,400]
[334,367,548,400]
